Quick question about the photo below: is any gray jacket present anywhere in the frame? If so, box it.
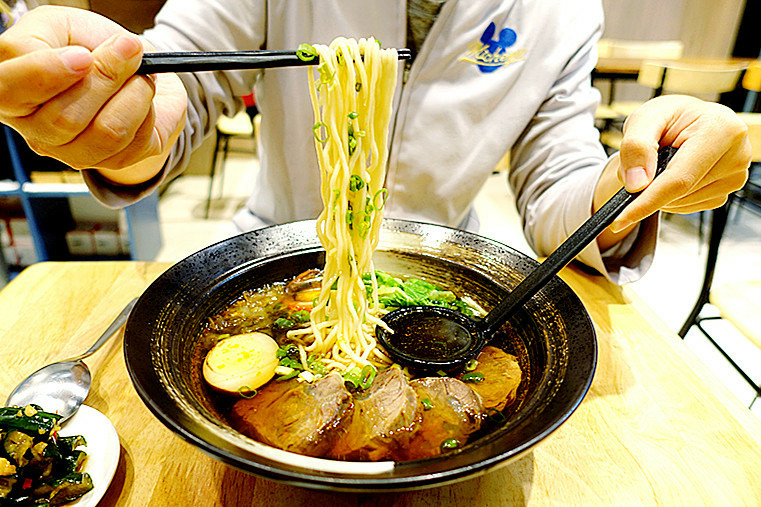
[84,0,657,283]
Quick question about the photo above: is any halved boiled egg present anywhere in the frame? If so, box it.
[202,332,279,394]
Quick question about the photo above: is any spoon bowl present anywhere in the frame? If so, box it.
[5,361,91,421]
[5,298,137,421]
[378,147,677,371]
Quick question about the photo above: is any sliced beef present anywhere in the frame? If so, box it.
[461,345,522,411]
[400,377,485,460]
[230,372,353,457]
[328,367,420,461]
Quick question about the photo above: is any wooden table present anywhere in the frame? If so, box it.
[594,56,754,80]
[2,261,761,505]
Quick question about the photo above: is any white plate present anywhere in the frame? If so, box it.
[59,405,120,506]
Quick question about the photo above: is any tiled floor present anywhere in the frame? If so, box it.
[156,146,761,419]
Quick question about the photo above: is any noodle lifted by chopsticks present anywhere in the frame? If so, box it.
[288,37,398,374]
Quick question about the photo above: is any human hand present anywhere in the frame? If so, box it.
[0,6,187,184]
[594,95,751,247]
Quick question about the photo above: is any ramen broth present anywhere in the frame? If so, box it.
[191,269,530,461]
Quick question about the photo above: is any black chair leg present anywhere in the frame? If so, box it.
[206,131,228,219]
[678,198,732,338]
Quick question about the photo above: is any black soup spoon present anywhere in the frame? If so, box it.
[376,146,677,371]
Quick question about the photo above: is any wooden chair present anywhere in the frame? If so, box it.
[678,114,761,409]
[600,60,747,152]
[594,40,684,141]
[206,111,256,219]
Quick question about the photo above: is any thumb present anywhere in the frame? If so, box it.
[617,129,661,193]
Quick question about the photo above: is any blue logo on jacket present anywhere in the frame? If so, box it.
[460,22,525,73]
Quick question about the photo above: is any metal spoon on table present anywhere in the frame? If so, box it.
[376,146,677,372]
[6,298,138,422]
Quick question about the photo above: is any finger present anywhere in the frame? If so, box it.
[18,34,145,147]
[36,75,156,169]
[611,139,744,232]
[0,46,92,118]
[88,105,161,170]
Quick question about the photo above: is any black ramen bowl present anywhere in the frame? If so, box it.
[123,219,596,492]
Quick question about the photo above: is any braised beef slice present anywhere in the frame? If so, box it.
[230,372,353,457]
[398,377,485,460]
[328,367,420,461]
[461,345,522,411]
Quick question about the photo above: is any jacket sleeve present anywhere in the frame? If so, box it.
[83,0,265,208]
[507,6,658,285]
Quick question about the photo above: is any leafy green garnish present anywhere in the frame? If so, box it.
[362,270,477,316]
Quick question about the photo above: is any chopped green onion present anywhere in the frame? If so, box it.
[296,43,318,62]
[359,364,377,389]
[348,111,359,120]
[436,370,448,377]
[274,317,294,329]
[355,82,362,92]
[277,368,300,381]
[349,175,365,192]
[313,122,329,143]
[486,407,506,423]
[318,63,334,84]
[462,372,485,383]
[364,197,374,214]
[346,209,354,227]
[465,359,479,371]
[421,398,433,410]
[348,136,358,155]
[343,367,362,388]
[441,438,461,451]
[376,39,382,48]
[291,310,310,323]
[237,386,257,399]
[373,188,388,210]
[358,219,371,239]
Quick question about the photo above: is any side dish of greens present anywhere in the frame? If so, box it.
[0,405,93,506]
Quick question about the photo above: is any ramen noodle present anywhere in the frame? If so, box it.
[286,38,398,374]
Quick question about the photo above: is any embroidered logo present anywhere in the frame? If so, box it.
[460,22,526,73]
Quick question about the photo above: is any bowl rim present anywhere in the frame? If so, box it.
[124,218,597,491]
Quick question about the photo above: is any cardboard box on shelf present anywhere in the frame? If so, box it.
[93,228,120,256]
[13,237,38,266]
[65,229,96,256]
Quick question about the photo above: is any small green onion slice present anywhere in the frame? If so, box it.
[373,188,388,210]
[355,82,362,92]
[421,398,433,410]
[277,369,300,381]
[462,372,485,383]
[349,175,365,192]
[486,407,506,423]
[465,359,479,371]
[348,111,359,120]
[343,367,362,388]
[313,122,329,143]
[296,43,318,62]
[436,370,448,377]
[359,364,377,389]
[238,386,258,399]
[441,438,461,451]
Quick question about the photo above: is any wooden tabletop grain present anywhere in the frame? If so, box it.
[2,261,760,506]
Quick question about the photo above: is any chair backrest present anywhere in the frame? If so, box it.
[637,60,746,96]
[742,61,761,93]
[597,39,684,60]
[736,113,761,162]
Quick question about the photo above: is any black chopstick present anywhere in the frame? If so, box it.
[137,48,412,74]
